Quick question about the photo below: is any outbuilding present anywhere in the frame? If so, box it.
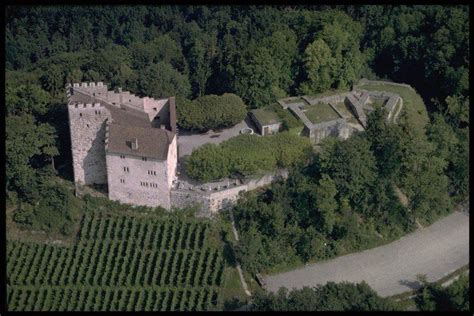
[249,108,282,136]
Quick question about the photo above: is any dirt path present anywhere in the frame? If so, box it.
[263,211,469,297]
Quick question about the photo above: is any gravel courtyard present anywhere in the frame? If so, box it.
[177,116,257,158]
[263,210,469,297]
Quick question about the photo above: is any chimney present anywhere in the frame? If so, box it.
[131,137,138,150]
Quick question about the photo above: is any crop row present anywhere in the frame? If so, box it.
[7,286,219,311]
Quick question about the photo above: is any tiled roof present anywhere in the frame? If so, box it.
[106,122,174,160]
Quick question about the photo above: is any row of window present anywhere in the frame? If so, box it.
[119,155,147,161]
[140,181,158,188]
[122,167,157,176]
[78,110,101,117]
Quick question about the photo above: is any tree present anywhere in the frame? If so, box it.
[315,174,337,234]
[234,43,282,108]
[138,62,191,99]
[299,39,335,94]
[6,114,58,201]
[251,282,396,311]
[318,135,377,213]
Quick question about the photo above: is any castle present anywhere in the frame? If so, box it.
[66,82,178,209]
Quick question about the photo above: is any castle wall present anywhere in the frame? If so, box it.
[68,102,111,185]
[170,169,289,216]
[166,135,178,189]
[106,153,171,209]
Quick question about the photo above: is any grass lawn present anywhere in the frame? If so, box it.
[332,101,355,118]
[371,97,387,109]
[251,108,281,126]
[303,103,340,124]
[356,83,429,132]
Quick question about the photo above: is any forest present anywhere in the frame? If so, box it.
[5,5,469,312]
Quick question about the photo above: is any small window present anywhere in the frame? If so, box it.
[120,179,125,184]
[112,102,116,105]
[93,93,96,96]
[79,113,83,117]
[98,110,101,115]
[153,107,157,111]
[129,99,131,102]
[154,171,156,176]
[123,167,129,172]
[142,157,147,161]
[120,155,125,159]
[86,124,90,128]
[75,104,78,108]
[83,104,87,108]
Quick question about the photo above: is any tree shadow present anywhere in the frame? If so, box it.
[220,229,237,267]
[399,278,422,290]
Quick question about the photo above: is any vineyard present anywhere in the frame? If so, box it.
[7,211,226,311]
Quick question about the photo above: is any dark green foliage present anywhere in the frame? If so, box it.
[414,274,469,311]
[251,282,396,311]
[185,133,312,182]
[177,94,247,132]
[317,134,377,214]
[13,179,81,235]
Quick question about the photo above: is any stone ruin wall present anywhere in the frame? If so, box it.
[68,101,111,185]
[170,169,289,216]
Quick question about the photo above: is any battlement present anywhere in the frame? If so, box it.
[69,102,104,109]
[73,81,105,89]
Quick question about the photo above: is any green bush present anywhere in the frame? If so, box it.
[185,132,312,182]
[177,93,247,132]
[12,180,82,235]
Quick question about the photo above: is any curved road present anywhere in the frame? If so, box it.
[263,211,469,297]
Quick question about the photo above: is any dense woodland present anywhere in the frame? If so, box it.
[5,5,469,311]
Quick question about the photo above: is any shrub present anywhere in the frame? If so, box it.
[185,132,312,182]
[177,93,247,132]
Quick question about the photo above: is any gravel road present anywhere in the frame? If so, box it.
[263,211,469,297]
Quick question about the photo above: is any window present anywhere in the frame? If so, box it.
[123,167,129,172]
[79,113,83,117]
[120,155,125,159]
[93,93,96,96]
[74,104,78,108]
[142,157,147,161]
[129,99,131,102]
[86,124,90,128]
[153,107,157,111]
[83,104,87,108]
[148,170,156,176]
[120,179,125,184]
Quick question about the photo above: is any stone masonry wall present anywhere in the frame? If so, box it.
[166,135,178,189]
[106,153,171,209]
[68,102,111,185]
[170,169,289,216]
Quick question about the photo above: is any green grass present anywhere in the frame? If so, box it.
[370,98,386,109]
[250,108,281,126]
[303,103,340,124]
[356,83,429,132]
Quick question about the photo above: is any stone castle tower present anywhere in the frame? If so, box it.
[67,82,178,209]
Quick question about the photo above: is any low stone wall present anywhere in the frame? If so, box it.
[170,169,289,216]
[356,78,416,92]
[302,93,352,106]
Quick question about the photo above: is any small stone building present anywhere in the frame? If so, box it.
[249,108,282,136]
[67,81,178,209]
